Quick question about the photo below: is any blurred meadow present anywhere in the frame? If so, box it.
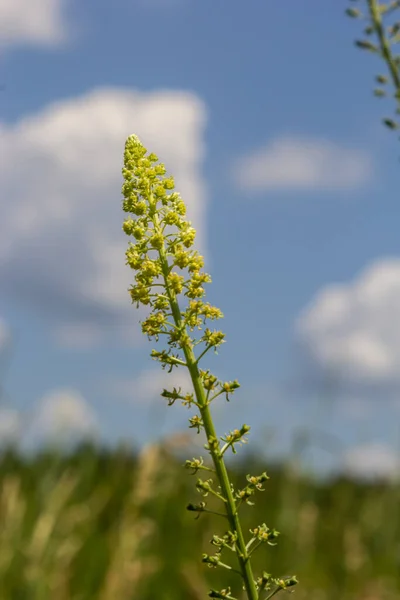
[0,434,399,599]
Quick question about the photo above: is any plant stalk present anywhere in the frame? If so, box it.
[369,0,400,93]
[153,209,258,600]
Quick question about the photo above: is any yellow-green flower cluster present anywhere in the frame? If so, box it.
[121,134,224,360]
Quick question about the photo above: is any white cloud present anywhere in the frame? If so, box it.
[297,259,400,383]
[110,368,193,404]
[0,390,98,447]
[32,389,98,441]
[234,136,372,192]
[342,443,400,481]
[0,88,207,347]
[0,0,68,49]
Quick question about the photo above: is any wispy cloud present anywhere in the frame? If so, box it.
[33,388,99,440]
[233,136,372,193]
[0,389,99,447]
[342,443,400,482]
[297,258,400,383]
[0,0,69,50]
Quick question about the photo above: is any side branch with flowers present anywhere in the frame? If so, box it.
[346,0,400,134]
[121,134,297,600]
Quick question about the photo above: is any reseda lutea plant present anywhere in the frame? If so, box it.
[121,135,297,600]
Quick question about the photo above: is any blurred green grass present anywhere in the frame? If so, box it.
[0,439,398,599]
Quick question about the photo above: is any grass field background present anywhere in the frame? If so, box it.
[0,436,398,600]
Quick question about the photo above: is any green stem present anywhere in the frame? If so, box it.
[263,587,282,600]
[152,209,258,600]
[369,0,400,96]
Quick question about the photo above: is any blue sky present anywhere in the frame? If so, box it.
[1,0,399,479]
